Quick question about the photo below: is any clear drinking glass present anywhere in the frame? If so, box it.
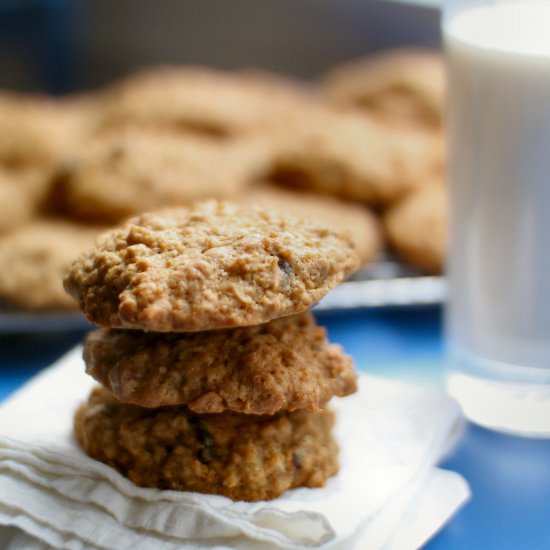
[443,0,550,436]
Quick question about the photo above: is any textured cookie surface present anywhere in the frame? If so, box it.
[84,312,356,413]
[64,201,360,331]
[0,220,103,310]
[75,386,339,502]
[239,184,381,266]
[384,183,447,274]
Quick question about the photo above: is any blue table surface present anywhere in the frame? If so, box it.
[1,306,549,549]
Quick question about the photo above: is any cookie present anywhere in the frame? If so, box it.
[322,49,446,130]
[0,92,95,171]
[84,311,356,413]
[51,128,271,223]
[0,220,104,310]
[0,170,37,234]
[99,66,310,138]
[269,106,444,207]
[75,385,339,501]
[0,166,56,232]
[239,184,381,266]
[64,200,360,331]
[383,183,447,274]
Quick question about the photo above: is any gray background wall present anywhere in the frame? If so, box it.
[0,0,440,93]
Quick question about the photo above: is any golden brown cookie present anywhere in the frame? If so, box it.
[383,183,448,274]
[0,170,37,233]
[0,92,96,171]
[51,128,271,223]
[98,66,310,138]
[0,219,104,310]
[75,385,339,501]
[322,49,446,130]
[239,184,381,266]
[64,201,360,331]
[269,106,443,207]
[84,312,356,414]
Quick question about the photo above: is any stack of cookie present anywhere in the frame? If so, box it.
[64,200,361,502]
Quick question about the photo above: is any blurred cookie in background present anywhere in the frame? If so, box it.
[268,106,444,207]
[0,169,47,234]
[383,182,448,274]
[0,93,100,231]
[322,49,446,131]
[97,66,312,138]
[50,127,272,224]
[0,220,103,311]
[0,92,97,171]
[239,183,381,267]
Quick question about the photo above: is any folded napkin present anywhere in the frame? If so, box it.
[0,347,469,549]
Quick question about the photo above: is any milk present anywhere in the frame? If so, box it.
[444,2,550,435]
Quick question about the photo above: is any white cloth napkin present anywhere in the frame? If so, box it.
[0,347,469,549]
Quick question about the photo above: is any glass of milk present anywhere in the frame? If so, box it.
[444,0,550,436]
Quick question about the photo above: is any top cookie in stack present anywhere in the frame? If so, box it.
[64,200,359,332]
[65,200,361,501]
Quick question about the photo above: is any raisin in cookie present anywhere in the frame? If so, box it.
[75,386,339,501]
[84,312,356,413]
[239,183,381,266]
[64,200,360,331]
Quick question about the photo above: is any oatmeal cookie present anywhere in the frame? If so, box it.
[239,184,381,266]
[322,49,446,130]
[99,66,310,137]
[0,92,95,170]
[51,128,271,223]
[0,220,103,310]
[0,166,56,232]
[383,183,447,274]
[0,171,37,233]
[64,201,359,331]
[75,385,339,501]
[269,107,444,207]
[84,312,356,413]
